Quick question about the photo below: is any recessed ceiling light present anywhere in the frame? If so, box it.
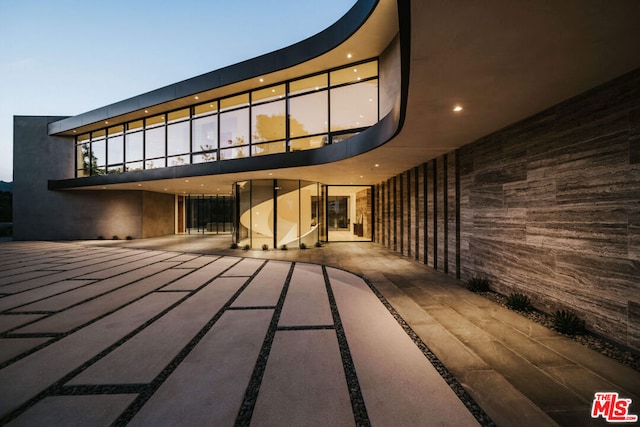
[164,188,168,191]
[73,130,76,133]
[272,89,275,92]
[347,53,352,59]
[268,173,272,176]
[259,78,264,82]
[185,179,189,182]
[453,105,463,112]
[137,184,142,187]
[105,121,109,124]
[375,164,379,167]
[360,175,363,178]
[102,187,106,190]
[200,184,204,187]
[194,96,199,100]
[145,110,149,113]
[353,69,358,73]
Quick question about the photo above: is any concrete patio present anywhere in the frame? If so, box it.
[1,236,639,426]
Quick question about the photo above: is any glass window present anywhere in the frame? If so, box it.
[252,100,285,143]
[276,180,300,248]
[168,121,190,155]
[330,79,378,131]
[145,159,164,169]
[145,126,165,158]
[289,135,327,151]
[76,143,90,177]
[220,108,249,147]
[290,74,328,96]
[193,114,218,152]
[289,91,328,137]
[219,145,249,160]
[91,129,106,140]
[127,120,143,131]
[168,108,189,124]
[107,135,124,165]
[146,114,165,128]
[221,93,249,111]
[125,132,143,161]
[91,139,106,174]
[126,161,143,172]
[168,155,190,167]
[252,84,285,103]
[193,151,217,163]
[194,101,218,117]
[77,133,90,143]
[330,60,377,86]
[108,165,124,174]
[108,125,124,136]
[253,141,286,157]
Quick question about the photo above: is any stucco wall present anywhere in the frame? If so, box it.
[13,116,174,240]
[374,68,640,350]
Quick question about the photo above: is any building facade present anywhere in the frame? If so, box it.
[13,0,640,350]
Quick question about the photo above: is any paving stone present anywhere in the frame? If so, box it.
[14,265,186,334]
[544,364,639,403]
[0,315,44,334]
[162,256,240,291]
[74,252,182,280]
[69,277,248,385]
[427,306,495,344]
[232,261,290,307]
[129,310,272,426]
[327,267,479,426]
[251,329,353,427]
[172,255,218,269]
[457,369,559,427]
[0,338,49,364]
[6,395,137,427]
[221,257,263,277]
[1,262,66,276]
[0,280,94,312]
[279,263,332,327]
[41,250,147,271]
[0,293,182,416]
[464,340,587,412]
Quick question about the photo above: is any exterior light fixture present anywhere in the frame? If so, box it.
[375,164,379,167]
[347,53,352,58]
[259,78,264,82]
[453,105,463,112]
[144,110,149,113]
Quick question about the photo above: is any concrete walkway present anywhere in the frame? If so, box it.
[1,236,639,426]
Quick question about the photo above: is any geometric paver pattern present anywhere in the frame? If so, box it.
[0,241,481,426]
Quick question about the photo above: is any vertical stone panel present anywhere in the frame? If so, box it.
[415,166,421,262]
[447,151,459,279]
[404,170,411,258]
[436,156,446,273]
[427,160,435,268]
[458,145,474,281]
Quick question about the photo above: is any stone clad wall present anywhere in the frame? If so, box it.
[374,68,640,350]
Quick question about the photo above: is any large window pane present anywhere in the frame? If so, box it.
[221,93,249,111]
[146,114,165,128]
[251,180,274,248]
[168,155,189,167]
[330,79,378,132]
[125,132,143,161]
[145,126,165,158]
[300,182,320,247]
[108,135,123,165]
[220,108,249,147]
[167,108,189,124]
[276,180,300,248]
[220,145,249,160]
[194,101,218,117]
[289,135,327,151]
[193,151,217,163]
[253,141,286,156]
[91,139,106,172]
[289,91,328,137]
[253,84,285,103]
[193,114,218,152]
[168,121,190,155]
[76,143,90,177]
[252,100,285,143]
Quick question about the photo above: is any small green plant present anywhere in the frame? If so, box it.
[506,293,532,311]
[97,235,105,240]
[125,236,133,240]
[553,309,585,336]
[112,235,119,240]
[280,244,288,250]
[230,243,238,249]
[243,244,251,251]
[262,244,269,251]
[315,241,322,248]
[300,243,307,249]
[467,277,490,292]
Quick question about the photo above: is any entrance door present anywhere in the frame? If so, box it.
[327,186,372,242]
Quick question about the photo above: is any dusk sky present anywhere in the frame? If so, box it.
[0,0,356,182]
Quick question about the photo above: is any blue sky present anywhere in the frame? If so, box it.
[0,0,357,182]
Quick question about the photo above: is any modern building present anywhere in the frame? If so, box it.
[13,0,640,351]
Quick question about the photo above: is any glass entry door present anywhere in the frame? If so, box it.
[327,186,372,242]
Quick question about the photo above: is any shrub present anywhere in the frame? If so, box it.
[243,244,251,251]
[506,293,532,311]
[300,243,307,249]
[467,277,490,292]
[112,235,119,240]
[262,244,269,251]
[125,236,133,240]
[315,241,322,248]
[230,243,238,249]
[280,244,288,251]
[97,236,105,240]
[553,310,585,336]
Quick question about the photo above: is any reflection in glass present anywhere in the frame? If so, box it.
[253,141,286,157]
[168,155,189,167]
[327,186,372,242]
[236,181,250,244]
[276,180,300,248]
[194,101,218,117]
[253,84,285,103]
[290,74,328,96]
[92,139,106,172]
[92,129,106,139]
[125,132,143,161]
[251,180,274,248]
[330,80,378,131]
[126,161,143,172]
[300,182,320,247]
[127,120,143,131]
[193,115,218,153]
[252,100,285,143]
[193,152,217,163]
[145,126,165,158]
[221,93,249,111]
[220,146,248,160]
[76,143,90,177]
[108,125,124,136]
[289,136,327,151]
[146,114,165,128]
[330,60,377,86]
[168,108,189,123]
[168,121,190,155]
[108,135,124,164]
[289,91,328,137]
[220,108,249,150]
